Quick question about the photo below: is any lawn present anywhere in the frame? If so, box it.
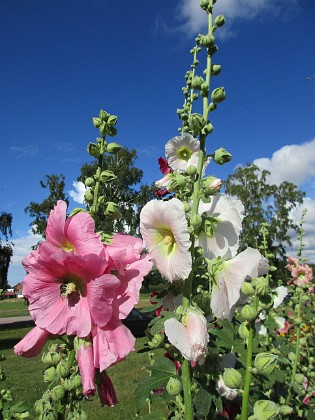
[0,294,167,419]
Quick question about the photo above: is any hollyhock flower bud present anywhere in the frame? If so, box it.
[104,201,122,219]
[211,64,221,76]
[217,376,238,400]
[241,305,257,321]
[190,214,203,228]
[222,368,242,389]
[56,360,71,378]
[34,399,50,414]
[87,142,100,158]
[253,400,279,419]
[148,333,164,349]
[43,366,57,383]
[84,177,95,187]
[259,295,274,310]
[241,282,255,296]
[166,377,182,396]
[254,353,278,375]
[84,188,94,202]
[192,76,204,89]
[106,142,122,154]
[51,385,65,401]
[213,147,231,165]
[202,176,222,194]
[200,0,210,11]
[64,374,82,391]
[295,374,305,385]
[238,322,250,339]
[199,34,215,47]
[279,406,293,415]
[253,277,269,296]
[211,87,226,103]
[41,351,61,366]
[186,165,197,176]
[100,170,116,183]
[208,102,217,112]
[215,15,226,27]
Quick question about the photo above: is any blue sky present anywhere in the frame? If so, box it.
[1,0,314,285]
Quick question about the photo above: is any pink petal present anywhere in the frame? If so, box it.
[14,326,50,358]
[97,372,118,407]
[77,343,95,397]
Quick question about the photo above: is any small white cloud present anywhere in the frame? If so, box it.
[69,181,86,204]
[253,138,315,187]
[177,0,298,37]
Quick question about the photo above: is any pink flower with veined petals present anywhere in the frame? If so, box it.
[286,256,299,272]
[292,264,313,286]
[76,340,95,397]
[46,200,104,256]
[22,242,120,337]
[14,326,50,357]
[97,372,118,407]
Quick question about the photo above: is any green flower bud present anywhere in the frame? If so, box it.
[208,102,217,112]
[295,374,305,384]
[211,87,226,103]
[51,385,65,401]
[64,374,82,391]
[188,113,205,134]
[223,368,242,389]
[56,360,71,378]
[202,176,222,194]
[241,305,257,321]
[253,277,269,296]
[166,377,182,396]
[295,317,303,325]
[41,351,61,366]
[190,214,202,228]
[301,295,309,302]
[39,410,58,420]
[201,122,214,135]
[186,165,197,176]
[299,337,307,346]
[213,148,232,165]
[279,405,293,416]
[106,142,122,154]
[192,76,204,89]
[104,202,122,219]
[215,15,226,27]
[84,189,94,202]
[43,366,57,383]
[107,115,118,127]
[211,64,221,76]
[241,282,255,296]
[92,117,102,128]
[288,352,296,362]
[148,333,164,349]
[87,143,100,158]
[253,400,279,420]
[183,202,191,213]
[84,177,95,187]
[168,173,187,192]
[259,295,274,310]
[239,322,250,339]
[1,388,12,401]
[200,0,210,11]
[199,34,215,48]
[34,399,51,414]
[100,170,117,183]
[254,353,278,375]
[99,110,109,121]
[209,45,219,55]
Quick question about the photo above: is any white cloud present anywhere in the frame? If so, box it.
[253,138,315,187]
[68,181,86,204]
[8,229,43,286]
[178,0,298,37]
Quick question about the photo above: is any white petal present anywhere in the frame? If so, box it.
[164,318,192,360]
[273,286,288,308]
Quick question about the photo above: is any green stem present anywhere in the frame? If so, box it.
[241,296,258,420]
[91,136,106,218]
[182,359,193,420]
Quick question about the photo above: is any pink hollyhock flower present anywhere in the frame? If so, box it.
[92,319,135,372]
[105,233,153,319]
[76,340,95,397]
[14,326,50,357]
[22,243,120,337]
[140,198,192,282]
[275,317,290,334]
[286,256,299,272]
[45,200,104,256]
[164,308,209,365]
[158,157,172,175]
[97,372,118,407]
[293,264,313,286]
[210,248,267,320]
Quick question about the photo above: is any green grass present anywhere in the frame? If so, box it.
[0,298,30,318]
[0,325,166,419]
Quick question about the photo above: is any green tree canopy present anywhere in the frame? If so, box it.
[224,163,305,265]
[79,148,156,235]
[0,211,13,289]
[25,174,69,238]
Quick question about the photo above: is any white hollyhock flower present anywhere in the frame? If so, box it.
[273,286,288,308]
[140,198,192,282]
[211,248,266,320]
[164,308,209,365]
[165,133,200,172]
[217,376,238,400]
[197,194,244,260]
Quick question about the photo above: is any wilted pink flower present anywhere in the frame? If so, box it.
[164,308,209,365]
[97,372,118,407]
[14,326,50,357]
[76,340,95,397]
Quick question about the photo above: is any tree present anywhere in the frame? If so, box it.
[0,211,13,289]
[25,174,69,237]
[224,164,305,268]
[79,148,156,235]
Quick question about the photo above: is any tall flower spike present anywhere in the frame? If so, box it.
[140,198,192,282]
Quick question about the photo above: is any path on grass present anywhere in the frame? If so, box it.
[0,315,33,329]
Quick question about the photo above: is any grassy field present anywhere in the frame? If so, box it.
[0,298,30,318]
[0,295,167,419]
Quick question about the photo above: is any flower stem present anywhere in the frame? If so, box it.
[182,359,193,420]
[91,136,106,218]
[241,296,258,420]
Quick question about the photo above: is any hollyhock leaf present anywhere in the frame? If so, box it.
[194,388,213,416]
[140,198,192,282]
[147,357,177,379]
[14,326,50,358]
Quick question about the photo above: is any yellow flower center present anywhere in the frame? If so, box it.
[61,240,75,253]
[176,146,192,162]
[60,275,84,298]
[163,235,174,246]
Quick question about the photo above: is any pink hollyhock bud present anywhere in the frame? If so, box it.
[155,175,171,189]
[75,339,95,397]
[97,372,118,407]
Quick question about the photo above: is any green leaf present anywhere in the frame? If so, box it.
[141,302,162,313]
[142,412,165,420]
[147,357,177,379]
[194,388,213,416]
